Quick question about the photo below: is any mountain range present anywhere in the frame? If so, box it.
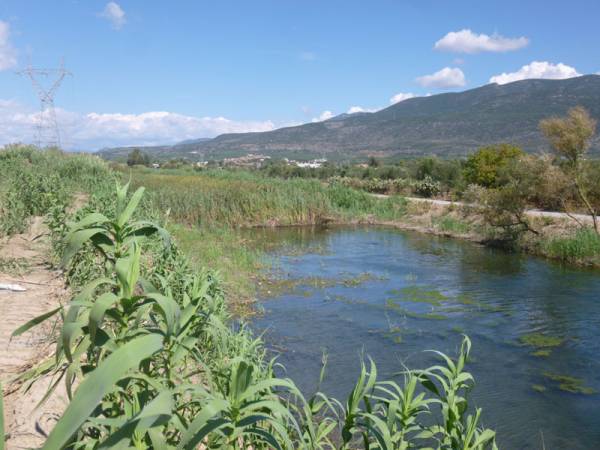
[98,75,600,161]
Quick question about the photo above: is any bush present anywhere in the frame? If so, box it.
[412,175,441,198]
[464,144,524,188]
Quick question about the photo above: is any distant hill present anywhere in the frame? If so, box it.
[99,75,600,161]
[98,138,213,161]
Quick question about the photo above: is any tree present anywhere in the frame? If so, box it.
[540,106,598,233]
[480,156,539,242]
[463,144,524,188]
[367,156,381,167]
[127,148,150,167]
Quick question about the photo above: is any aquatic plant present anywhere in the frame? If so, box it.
[519,333,564,348]
[542,372,597,395]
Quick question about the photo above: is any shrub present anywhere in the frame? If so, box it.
[412,175,441,198]
[464,144,524,188]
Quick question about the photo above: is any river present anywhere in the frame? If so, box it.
[248,226,600,449]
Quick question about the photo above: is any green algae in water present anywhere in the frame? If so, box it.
[542,372,597,395]
[384,299,448,320]
[519,333,564,349]
[341,272,387,287]
[451,326,465,334]
[259,272,385,298]
[532,384,547,393]
[399,285,448,306]
[531,349,552,357]
[383,326,403,344]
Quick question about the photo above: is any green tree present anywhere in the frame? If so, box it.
[367,156,381,167]
[126,148,150,166]
[480,156,539,242]
[540,106,598,233]
[463,144,524,188]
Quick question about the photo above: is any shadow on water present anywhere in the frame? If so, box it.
[249,225,600,449]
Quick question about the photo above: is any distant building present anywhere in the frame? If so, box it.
[286,158,327,168]
[222,154,271,168]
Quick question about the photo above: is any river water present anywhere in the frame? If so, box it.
[248,226,600,449]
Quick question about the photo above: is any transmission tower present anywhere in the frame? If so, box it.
[18,60,71,149]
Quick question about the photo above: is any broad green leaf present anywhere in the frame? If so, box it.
[70,212,110,232]
[117,186,145,228]
[97,390,173,449]
[42,334,163,450]
[88,292,119,344]
[147,293,181,337]
[11,306,62,339]
[177,398,229,450]
[61,227,109,267]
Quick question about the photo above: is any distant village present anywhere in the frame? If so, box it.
[148,153,328,169]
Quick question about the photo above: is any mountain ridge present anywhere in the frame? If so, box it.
[99,75,600,161]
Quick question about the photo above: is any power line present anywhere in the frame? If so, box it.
[18,59,71,149]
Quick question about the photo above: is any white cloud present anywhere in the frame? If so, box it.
[0,100,276,150]
[416,67,466,88]
[312,110,334,122]
[489,61,581,85]
[0,21,17,71]
[435,29,529,54]
[389,92,416,104]
[101,2,126,29]
[347,106,377,114]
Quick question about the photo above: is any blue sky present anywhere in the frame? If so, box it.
[0,0,598,149]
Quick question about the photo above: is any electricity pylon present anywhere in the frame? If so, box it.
[18,59,71,149]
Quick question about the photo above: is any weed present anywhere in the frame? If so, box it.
[543,227,600,263]
[0,257,30,276]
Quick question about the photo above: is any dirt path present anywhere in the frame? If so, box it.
[371,194,594,224]
[0,217,67,449]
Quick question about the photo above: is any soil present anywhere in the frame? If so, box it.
[0,216,67,449]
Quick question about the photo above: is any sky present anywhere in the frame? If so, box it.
[0,0,599,150]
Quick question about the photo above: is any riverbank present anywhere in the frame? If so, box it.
[367,197,600,267]
[121,166,600,314]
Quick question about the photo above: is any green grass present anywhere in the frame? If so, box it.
[543,227,600,263]
[126,168,407,229]
[433,215,471,234]
[0,257,30,276]
[169,224,263,313]
[0,145,114,237]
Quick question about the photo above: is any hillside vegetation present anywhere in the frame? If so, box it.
[99,76,600,161]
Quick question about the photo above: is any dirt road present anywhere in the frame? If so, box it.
[371,194,595,224]
[0,217,67,449]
